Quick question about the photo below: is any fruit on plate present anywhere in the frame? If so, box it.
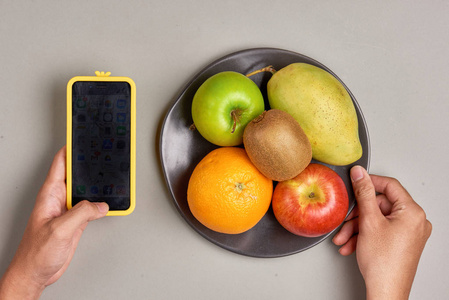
[191,71,265,146]
[187,147,273,234]
[272,163,349,237]
[243,109,312,181]
[267,63,362,165]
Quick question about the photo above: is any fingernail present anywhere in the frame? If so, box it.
[332,231,342,243]
[350,166,364,182]
[95,202,109,213]
[332,236,338,244]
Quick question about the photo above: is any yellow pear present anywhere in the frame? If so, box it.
[267,63,362,165]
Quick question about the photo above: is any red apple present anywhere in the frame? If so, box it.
[272,163,349,237]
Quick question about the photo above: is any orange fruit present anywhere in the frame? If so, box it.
[187,147,273,234]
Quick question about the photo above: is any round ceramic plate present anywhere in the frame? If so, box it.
[159,48,370,258]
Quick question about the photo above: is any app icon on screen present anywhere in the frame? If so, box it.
[116,185,127,195]
[90,125,100,136]
[77,114,86,122]
[90,151,101,161]
[76,97,87,109]
[116,126,126,136]
[76,135,86,147]
[103,126,113,137]
[90,186,99,194]
[90,99,100,108]
[103,112,113,122]
[102,139,114,150]
[117,113,126,122]
[117,140,126,150]
[117,99,127,109]
[88,110,100,122]
[103,185,114,195]
[90,140,98,148]
[76,185,86,195]
[105,99,113,109]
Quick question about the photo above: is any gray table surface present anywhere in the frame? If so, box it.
[1,1,448,299]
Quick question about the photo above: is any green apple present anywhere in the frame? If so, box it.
[192,71,265,146]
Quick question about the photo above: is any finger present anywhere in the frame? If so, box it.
[376,194,394,216]
[45,146,67,184]
[346,193,392,220]
[345,205,359,221]
[52,200,108,238]
[350,166,383,219]
[343,194,391,227]
[33,146,68,216]
[338,235,358,256]
[370,175,414,206]
[333,218,359,246]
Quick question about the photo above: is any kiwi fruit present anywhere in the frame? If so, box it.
[243,109,312,181]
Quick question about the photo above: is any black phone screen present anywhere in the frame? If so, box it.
[71,81,131,210]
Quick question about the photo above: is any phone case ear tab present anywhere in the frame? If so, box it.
[95,71,111,77]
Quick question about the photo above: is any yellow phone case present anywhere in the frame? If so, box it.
[66,71,136,216]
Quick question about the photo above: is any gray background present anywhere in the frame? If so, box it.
[0,1,448,299]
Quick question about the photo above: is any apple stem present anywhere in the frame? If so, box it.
[309,192,315,198]
[230,110,240,134]
[245,65,277,78]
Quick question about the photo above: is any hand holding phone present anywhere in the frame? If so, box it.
[66,71,136,216]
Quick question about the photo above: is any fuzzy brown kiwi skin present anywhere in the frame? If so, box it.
[243,109,312,181]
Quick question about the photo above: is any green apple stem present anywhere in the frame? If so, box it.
[230,109,242,134]
[245,65,277,78]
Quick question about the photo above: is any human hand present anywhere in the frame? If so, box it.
[0,146,109,299]
[333,166,432,300]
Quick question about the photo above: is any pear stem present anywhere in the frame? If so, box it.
[246,65,277,77]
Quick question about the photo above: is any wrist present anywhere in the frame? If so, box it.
[365,275,412,300]
[0,262,45,300]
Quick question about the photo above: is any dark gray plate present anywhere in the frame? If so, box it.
[159,48,370,258]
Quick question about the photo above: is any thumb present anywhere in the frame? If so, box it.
[53,201,109,237]
[350,166,381,219]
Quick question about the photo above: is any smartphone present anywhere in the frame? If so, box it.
[66,72,136,216]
